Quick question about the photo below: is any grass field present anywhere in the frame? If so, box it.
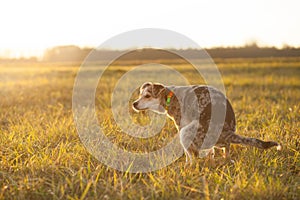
[0,58,299,199]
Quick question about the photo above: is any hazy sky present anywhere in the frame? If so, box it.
[0,0,299,58]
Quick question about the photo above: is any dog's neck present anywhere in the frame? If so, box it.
[163,87,181,127]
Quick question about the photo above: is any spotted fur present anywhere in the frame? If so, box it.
[133,82,281,163]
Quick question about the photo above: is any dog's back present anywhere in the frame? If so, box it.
[165,85,280,156]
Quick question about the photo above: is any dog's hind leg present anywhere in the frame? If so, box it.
[222,143,230,159]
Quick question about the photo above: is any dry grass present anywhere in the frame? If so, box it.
[0,58,299,199]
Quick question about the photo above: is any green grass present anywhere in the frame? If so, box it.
[0,58,299,199]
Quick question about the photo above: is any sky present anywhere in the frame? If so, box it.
[0,0,299,58]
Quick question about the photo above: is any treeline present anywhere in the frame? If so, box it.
[42,44,300,62]
[1,45,300,63]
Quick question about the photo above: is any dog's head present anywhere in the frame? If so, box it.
[132,82,166,114]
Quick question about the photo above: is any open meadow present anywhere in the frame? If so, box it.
[0,58,299,199]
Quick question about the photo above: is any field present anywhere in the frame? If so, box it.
[0,58,299,199]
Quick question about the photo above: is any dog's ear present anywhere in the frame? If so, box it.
[140,82,153,93]
[141,82,153,89]
[152,83,165,97]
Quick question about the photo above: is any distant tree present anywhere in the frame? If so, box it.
[245,39,259,48]
[43,45,89,62]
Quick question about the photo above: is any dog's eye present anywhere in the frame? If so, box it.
[145,94,151,98]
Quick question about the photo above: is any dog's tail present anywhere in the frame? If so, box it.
[227,133,282,150]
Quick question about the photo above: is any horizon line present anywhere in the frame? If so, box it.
[1,43,300,59]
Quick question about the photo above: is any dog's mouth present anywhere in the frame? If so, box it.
[132,104,147,112]
[133,107,147,112]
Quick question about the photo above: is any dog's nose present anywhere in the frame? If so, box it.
[133,101,138,108]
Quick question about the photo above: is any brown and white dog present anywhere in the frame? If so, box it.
[133,82,281,163]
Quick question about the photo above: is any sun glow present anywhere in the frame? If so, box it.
[0,0,299,58]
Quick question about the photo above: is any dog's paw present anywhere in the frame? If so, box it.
[276,144,282,151]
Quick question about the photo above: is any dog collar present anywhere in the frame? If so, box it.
[165,91,174,110]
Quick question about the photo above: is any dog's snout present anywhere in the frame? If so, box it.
[133,101,138,108]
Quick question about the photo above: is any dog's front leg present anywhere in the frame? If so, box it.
[179,120,199,165]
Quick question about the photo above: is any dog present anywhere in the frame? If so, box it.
[132,82,281,163]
